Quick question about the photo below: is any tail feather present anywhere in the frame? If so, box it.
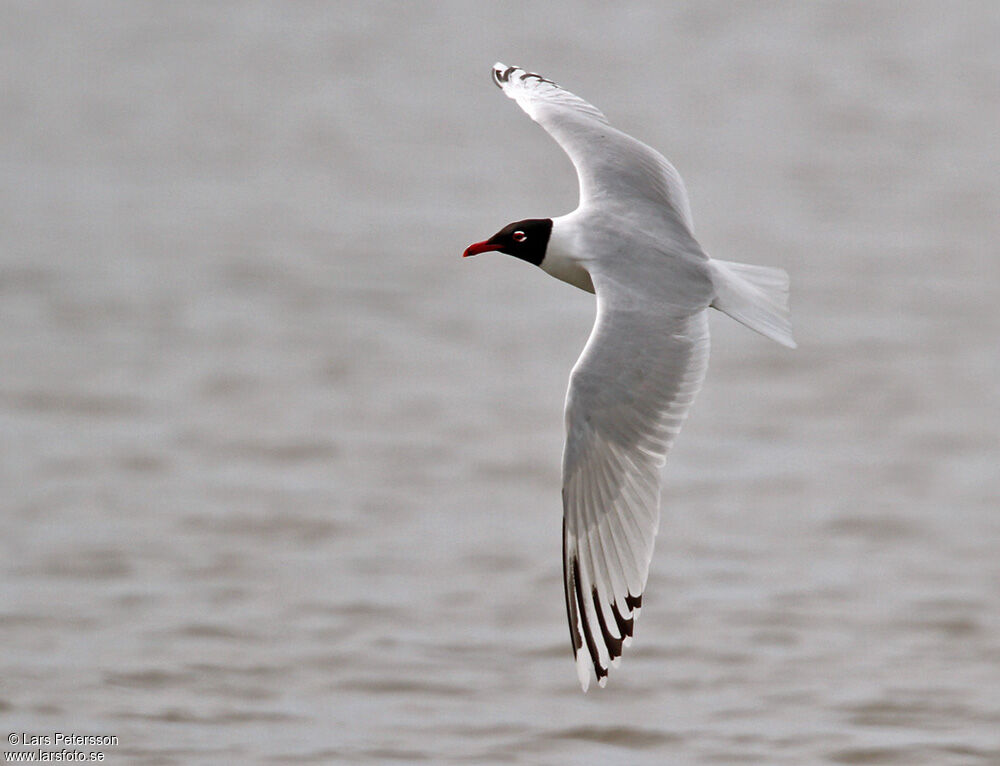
[708,259,796,348]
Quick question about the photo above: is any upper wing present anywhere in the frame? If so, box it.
[561,282,710,690]
[492,63,695,231]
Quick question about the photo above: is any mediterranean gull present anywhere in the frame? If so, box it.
[463,63,796,691]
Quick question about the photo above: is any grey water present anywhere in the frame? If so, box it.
[2,2,999,763]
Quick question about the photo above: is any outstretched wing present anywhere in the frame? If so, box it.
[492,62,695,231]
[561,281,710,690]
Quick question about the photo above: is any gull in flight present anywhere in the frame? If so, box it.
[463,63,795,691]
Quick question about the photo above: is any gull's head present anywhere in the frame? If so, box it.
[463,218,552,266]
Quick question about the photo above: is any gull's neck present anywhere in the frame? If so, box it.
[542,213,595,294]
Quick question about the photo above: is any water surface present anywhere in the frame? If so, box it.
[2,2,998,763]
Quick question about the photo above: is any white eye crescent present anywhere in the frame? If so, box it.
[512,231,527,242]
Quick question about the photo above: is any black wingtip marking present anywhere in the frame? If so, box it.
[562,519,583,653]
[592,588,624,660]
[493,65,556,89]
[625,592,643,611]
[573,557,607,681]
[493,65,517,87]
[611,600,634,640]
[519,70,556,86]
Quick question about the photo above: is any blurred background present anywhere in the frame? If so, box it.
[1,2,998,763]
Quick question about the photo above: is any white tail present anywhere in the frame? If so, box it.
[708,259,797,348]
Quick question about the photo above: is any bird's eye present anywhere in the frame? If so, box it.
[512,231,527,242]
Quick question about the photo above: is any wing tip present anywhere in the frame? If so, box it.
[565,527,653,691]
[575,651,591,692]
[491,62,557,91]
[492,62,516,88]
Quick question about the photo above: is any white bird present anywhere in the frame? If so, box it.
[463,63,795,691]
